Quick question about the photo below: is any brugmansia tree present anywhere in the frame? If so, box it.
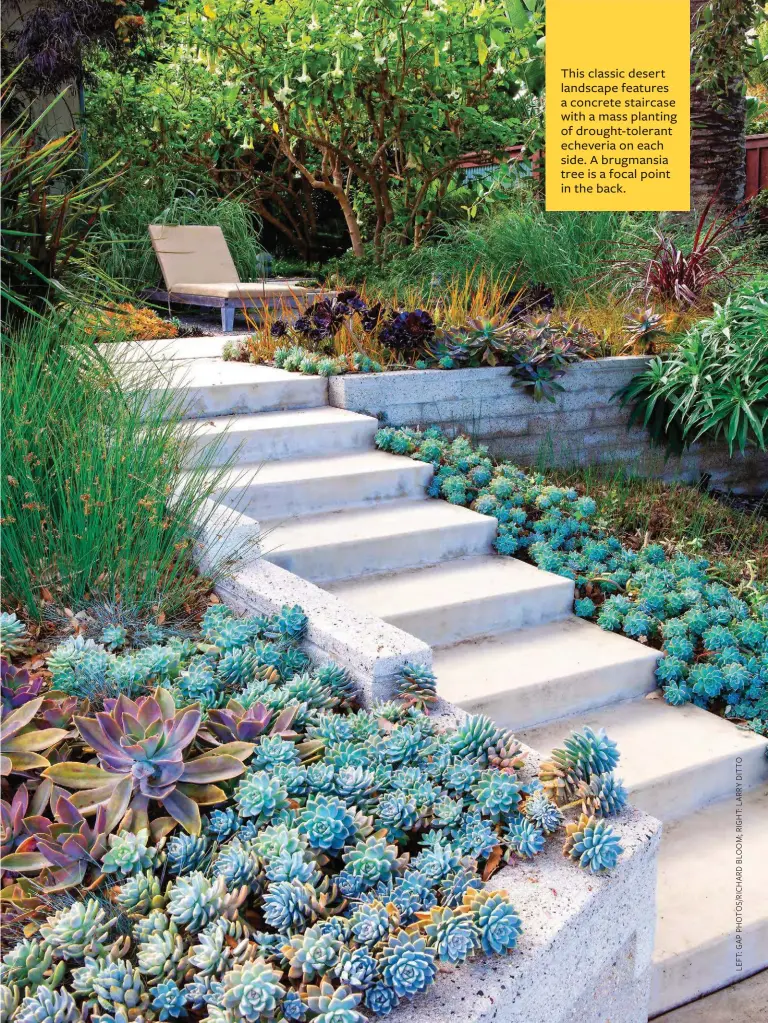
[172,0,544,255]
[690,0,767,208]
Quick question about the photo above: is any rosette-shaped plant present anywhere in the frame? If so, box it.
[202,700,297,746]
[335,947,378,990]
[166,832,211,876]
[522,791,564,835]
[116,870,166,915]
[213,839,262,890]
[472,771,523,822]
[577,773,628,818]
[151,979,187,1021]
[416,905,480,963]
[343,834,399,888]
[138,920,188,980]
[1,659,43,710]
[235,770,290,825]
[299,794,357,852]
[349,900,392,947]
[505,815,545,858]
[14,987,79,1023]
[0,938,61,993]
[39,898,115,960]
[448,714,501,763]
[101,828,155,875]
[563,813,623,873]
[91,956,149,1015]
[44,688,252,834]
[305,976,365,1023]
[379,929,437,999]
[284,924,342,982]
[167,871,228,932]
[220,958,285,1022]
[462,889,522,955]
[0,697,68,776]
[263,879,322,933]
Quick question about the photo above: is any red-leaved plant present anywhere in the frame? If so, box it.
[612,193,746,308]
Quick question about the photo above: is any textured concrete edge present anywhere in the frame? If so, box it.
[195,503,432,705]
[326,357,768,494]
[385,806,662,1023]
[193,500,661,1023]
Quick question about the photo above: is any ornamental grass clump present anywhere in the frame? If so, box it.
[377,426,768,735]
[0,604,629,1021]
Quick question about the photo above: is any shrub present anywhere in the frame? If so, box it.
[617,278,768,454]
[1,314,257,620]
[1,69,121,323]
[0,604,628,1019]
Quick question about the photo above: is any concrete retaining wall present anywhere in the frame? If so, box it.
[328,358,768,495]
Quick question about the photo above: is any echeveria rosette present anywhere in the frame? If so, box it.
[462,889,522,955]
[298,794,358,852]
[378,929,437,1000]
[283,924,342,982]
[14,986,79,1023]
[304,976,366,1023]
[563,813,623,873]
[43,688,253,834]
[220,958,285,1022]
[416,905,480,963]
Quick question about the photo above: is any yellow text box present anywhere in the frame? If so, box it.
[546,0,690,211]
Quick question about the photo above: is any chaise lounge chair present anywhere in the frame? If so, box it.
[146,224,326,331]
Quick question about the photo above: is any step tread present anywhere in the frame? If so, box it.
[167,359,323,387]
[261,498,495,553]
[327,555,572,621]
[434,616,659,703]
[519,697,768,799]
[215,450,432,488]
[191,406,378,438]
[654,786,768,963]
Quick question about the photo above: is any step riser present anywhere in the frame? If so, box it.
[162,379,328,419]
[450,658,658,734]
[631,746,768,823]
[188,419,379,465]
[263,519,497,585]
[225,462,433,519]
[651,927,768,1017]
[387,581,575,646]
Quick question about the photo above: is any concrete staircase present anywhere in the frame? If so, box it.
[177,357,768,1017]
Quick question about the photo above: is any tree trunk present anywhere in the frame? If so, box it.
[690,0,746,208]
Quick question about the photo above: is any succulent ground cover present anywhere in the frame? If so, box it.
[376,428,768,737]
[0,604,628,1022]
[222,288,602,402]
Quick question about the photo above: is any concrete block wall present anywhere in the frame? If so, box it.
[328,357,768,495]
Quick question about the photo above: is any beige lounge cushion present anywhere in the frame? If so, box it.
[149,224,243,289]
[168,282,313,299]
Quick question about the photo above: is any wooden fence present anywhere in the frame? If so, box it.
[459,136,768,200]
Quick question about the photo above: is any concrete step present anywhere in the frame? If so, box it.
[519,698,768,822]
[260,499,497,584]
[146,360,328,418]
[213,451,433,519]
[432,616,659,731]
[650,786,768,1016]
[188,407,379,465]
[327,555,574,647]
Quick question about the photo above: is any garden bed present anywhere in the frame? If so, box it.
[328,358,768,496]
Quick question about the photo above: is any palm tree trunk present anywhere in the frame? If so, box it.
[690,0,746,208]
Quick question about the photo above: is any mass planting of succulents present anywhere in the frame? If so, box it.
[0,604,629,1021]
[221,289,599,399]
[376,428,768,736]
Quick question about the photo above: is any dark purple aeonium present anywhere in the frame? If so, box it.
[43,688,254,835]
